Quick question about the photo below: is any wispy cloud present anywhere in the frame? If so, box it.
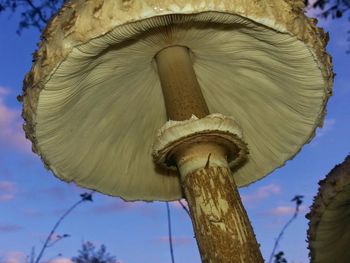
[156,236,193,246]
[170,199,189,211]
[42,186,69,201]
[22,208,45,218]
[0,223,23,233]
[91,199,143,214]
[21,186,87,207]
[0,181,17,201]
[316,118,336,138]
[90,198,158,218]
[241,184,281,204]
[0,86,10,96]
[267,205,307,216]
[1,251,26,263]
[0,86,31,153]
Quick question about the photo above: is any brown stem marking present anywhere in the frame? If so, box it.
[182,166,263,263]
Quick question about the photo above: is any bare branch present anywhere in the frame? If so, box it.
[268,195,304,263]
[34,191,94,263]
[166,202,175,263]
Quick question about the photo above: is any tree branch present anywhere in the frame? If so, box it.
[24,0,47,23]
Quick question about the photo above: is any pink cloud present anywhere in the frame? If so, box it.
[0,87,10,96]
[0,181,17,201]
[47,258,73,263]
[156,236,193,246]
[43,186,68,200]
[170,199,189,211]
[90,198,158,218]
[92,199,143,214]
[21,186,87,207]
[0,223,23,233]
[268,205,307,216]
[22,208,45,217]
[241,184,281,204]
[1,251,26,263]
[0,86,31,153]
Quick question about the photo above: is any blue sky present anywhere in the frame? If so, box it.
[0,7,349,263]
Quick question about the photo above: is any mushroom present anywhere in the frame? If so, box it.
[307,155,350,263]
[21,0,333,262]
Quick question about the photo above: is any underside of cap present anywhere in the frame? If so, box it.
[22,0,333,201]
[306,155,350,263]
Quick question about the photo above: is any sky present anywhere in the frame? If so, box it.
[0,5,349,263]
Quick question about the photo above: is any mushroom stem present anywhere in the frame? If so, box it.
[155,46,263,262]
[175,143,263,263]
[156,46,209,120]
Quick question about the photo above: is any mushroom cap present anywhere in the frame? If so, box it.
[22,0,333,201]
[306,155,350,263]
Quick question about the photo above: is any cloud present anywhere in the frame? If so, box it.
[0,181,17,202]
[1,251,26,263]
[90,198,158,218]
[156,236,193,246]
[0,223,23,233]
[42,186,68,200]
[91,199,143,214]
[0,86,31,152]
[0,87,10,96]
[268,205,307,216]
[241,184,281,204]
[22,208,45,218]
[21,186,88,209]
[170,199,189,211]
[316,118,336,138]
[47,258,73,263]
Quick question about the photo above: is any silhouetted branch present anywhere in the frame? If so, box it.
[0,0,64,33]
[268,195,304,263]
[166,202,175,263]
[273,251,287,263]
[26,247,35,263]
[34,191,94,263]
[25,0,48,24]
[305,0,350,52]
[47,234,70,248]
